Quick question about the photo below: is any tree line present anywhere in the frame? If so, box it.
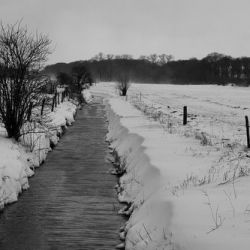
[45,52,250,87]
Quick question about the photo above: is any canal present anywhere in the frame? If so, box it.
[0,96,125,250]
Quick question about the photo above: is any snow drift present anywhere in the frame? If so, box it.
[97,82,250,250]
[0,100,77,210]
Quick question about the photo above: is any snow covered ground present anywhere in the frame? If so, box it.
[0,88,94,211]
[91,82,250,250]
[0,93,77,210]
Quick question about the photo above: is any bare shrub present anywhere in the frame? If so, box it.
[0,20,53,141]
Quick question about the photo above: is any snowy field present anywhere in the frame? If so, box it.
[91,82,250,250]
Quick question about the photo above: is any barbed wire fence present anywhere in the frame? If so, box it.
[127,90,249,150]
[20,88,71,167]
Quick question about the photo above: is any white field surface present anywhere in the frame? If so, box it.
[91,82,250,250]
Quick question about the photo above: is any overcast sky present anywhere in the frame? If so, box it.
[1,0,250,65]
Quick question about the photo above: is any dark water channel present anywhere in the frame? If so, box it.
[0,96,125,250]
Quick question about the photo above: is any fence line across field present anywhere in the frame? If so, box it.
[133,91,246,123]
[25,89,70,160]
[27,89,68,123]
[129,91,247,128]
[128,91,250,148]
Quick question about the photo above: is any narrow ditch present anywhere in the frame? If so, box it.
[0,96,126,250]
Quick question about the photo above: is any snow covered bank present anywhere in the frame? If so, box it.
[92,82,250,250]
[0,100,77,210]
[82,88,94,103]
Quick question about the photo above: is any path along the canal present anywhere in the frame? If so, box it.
[0,96,125,250]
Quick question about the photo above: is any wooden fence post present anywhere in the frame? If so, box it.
[183,106,187,125]
[52,96,55,112]
[245,116,250,148]
[55,93,57,108]
[27,102,33,121]
[41,99,45,115]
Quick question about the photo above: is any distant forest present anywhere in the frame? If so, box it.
[44,52,250,86]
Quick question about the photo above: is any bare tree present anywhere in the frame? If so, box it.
[115,59,131,96]
[139,55,147,61]
[120,54,133,60]
[106,54,114,60]
[57,72,72,87]
[106,54,114,81]
[0,21,53,141]
[115,54,133,60]
[90,52,107,81]
[116,70,131,96]
[148,54,158,64]
[92,52,106,61]
[71,63,92,103]
[158,54,174,65]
